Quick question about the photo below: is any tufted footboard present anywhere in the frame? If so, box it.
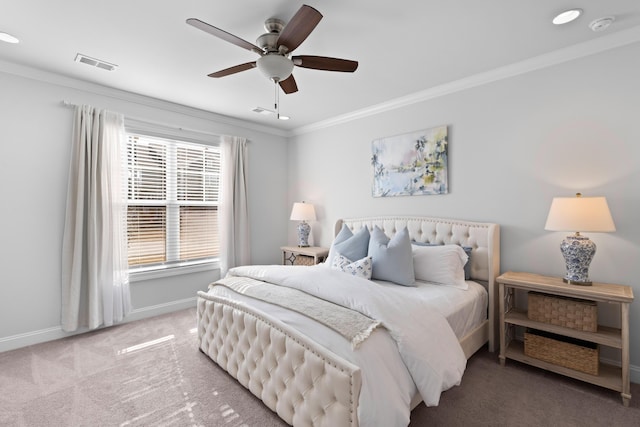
[197,291,362,427]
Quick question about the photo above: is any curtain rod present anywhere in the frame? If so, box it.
[61,100,226,139]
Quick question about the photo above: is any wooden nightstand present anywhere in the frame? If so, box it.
[281,246,329,266]
[497,271,634,406]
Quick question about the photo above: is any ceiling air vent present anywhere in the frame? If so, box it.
[251,107,272,114]
[74,53,118,71]
[251,106,290,120]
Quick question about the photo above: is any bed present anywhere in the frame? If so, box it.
[197,216,500,426]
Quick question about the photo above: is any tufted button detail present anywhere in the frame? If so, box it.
[196,293,361,427]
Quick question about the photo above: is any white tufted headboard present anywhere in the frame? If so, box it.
[335,215,501,351]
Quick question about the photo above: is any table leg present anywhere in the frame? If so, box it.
[499,283,506,366]
[621,302,631,406]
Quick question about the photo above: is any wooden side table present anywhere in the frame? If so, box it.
[497,271,634,406]
[281,246,329,266]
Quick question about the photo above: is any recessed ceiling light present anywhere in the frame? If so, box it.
[0,31,19,44]
[553,9,583,25]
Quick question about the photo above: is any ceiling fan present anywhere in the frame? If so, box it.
[186,4,358,95]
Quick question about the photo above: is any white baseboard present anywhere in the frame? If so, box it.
[126,296,197,321]
[0,297,197,353]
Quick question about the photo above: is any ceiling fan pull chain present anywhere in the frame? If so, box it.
[274,80,280,119]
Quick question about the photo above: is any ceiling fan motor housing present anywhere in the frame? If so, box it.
[256,33,279,51]
[258,18,287,53]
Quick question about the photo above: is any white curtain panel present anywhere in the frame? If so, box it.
[61,105,131,332]
[219,135,250,276]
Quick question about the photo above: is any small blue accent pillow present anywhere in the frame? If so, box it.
[368,226,415,286]
[327,224,370,266]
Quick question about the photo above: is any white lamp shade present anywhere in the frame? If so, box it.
[290,202,316,221]
[545,195,615,232]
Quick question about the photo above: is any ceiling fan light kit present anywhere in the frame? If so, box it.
[256,54,294,81]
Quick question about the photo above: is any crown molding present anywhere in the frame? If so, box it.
[0,59,289,138]
[3,24,639,140]
[290,25,640,137]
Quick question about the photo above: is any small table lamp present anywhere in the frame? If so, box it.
[544,193,616,285]
[290,202,316,247]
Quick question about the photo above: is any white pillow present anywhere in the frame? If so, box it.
[331,253,373,280]
[412,244,469,289]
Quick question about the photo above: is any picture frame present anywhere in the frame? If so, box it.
[371,125,448,197]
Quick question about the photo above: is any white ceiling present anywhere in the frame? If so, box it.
[2,1,639,132]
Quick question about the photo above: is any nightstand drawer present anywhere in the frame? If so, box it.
[281,246,328,266]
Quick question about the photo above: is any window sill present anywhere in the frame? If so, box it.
[129,259,220,282]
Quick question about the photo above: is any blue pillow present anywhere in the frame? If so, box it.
[327,224,370,266]
[369,226,415,286]
[462,246,472,280]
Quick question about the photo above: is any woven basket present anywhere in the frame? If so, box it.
[528,292,597,332]
[293,255,315,266]
[524,330,599,375]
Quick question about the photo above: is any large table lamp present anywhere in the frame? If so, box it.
[544,193,615,285]
[290,202,316,247]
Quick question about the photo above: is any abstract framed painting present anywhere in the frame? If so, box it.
[371,125,448,197]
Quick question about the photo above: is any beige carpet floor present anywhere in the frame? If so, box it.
[1,308,638,426]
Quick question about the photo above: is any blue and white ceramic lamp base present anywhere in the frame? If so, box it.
[297,221,311,247]
[560,234,596,285]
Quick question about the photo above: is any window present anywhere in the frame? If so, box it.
[126,133,220,273]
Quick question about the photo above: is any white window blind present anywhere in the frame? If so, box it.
[126,133,220,270]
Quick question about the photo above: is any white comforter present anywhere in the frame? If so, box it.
[218,264,467,426]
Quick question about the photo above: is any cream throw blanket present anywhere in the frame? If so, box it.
[210,275,381,348]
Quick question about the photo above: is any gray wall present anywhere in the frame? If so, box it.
[286,43,640,379]
[0,65,288,350]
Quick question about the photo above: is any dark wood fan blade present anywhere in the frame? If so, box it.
[292,55,358,72]
[279,75,298,94]
[187,18,262,54]
[208,62,256,78]
[277,5,322,53]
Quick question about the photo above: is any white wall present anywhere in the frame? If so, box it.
[287,43,640,378]
[0,64,288,350]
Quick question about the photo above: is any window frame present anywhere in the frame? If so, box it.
[124,123,222,281]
